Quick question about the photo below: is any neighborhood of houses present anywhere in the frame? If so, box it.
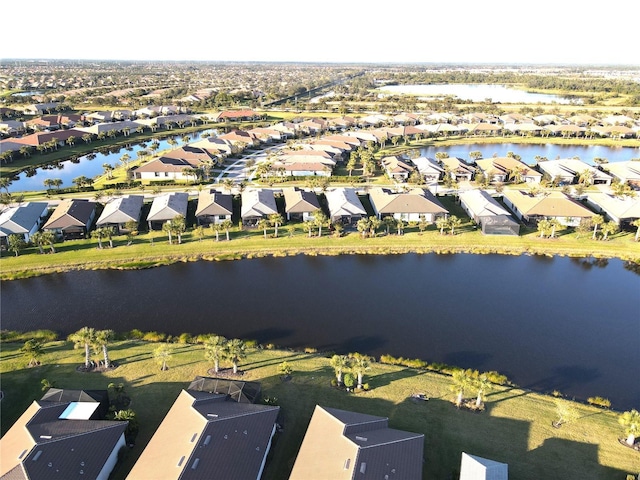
[0,380,507,480]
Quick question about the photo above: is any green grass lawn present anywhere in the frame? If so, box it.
[1,341,638,480]
[1,220,638,281]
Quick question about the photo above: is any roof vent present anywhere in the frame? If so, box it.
[243,430,248,435]
[203,435,211,446]
[80,462,85,467]
[40,435,52,439]
[344,459,351,470]
[355,436,368,442]
[224,435,228,440]
[177,456,185,467]
[18,450,28,460]
[360,462,367,474]
[207,413,218,418]
[256,447,260,451]
[79,470,84,475]
[190,433,197,442]
[32,451,42,462]
[192,458,200,470]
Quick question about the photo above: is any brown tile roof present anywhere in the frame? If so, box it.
[369,187,448,215]
[283,188,320,214]
[504,190,595,218]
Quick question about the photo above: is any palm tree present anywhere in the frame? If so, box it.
[537,219,552,238]
[303,220,315,238]
[69,327,96,369]
[368,216,381,237]
[221,219,233,241]
[357,217,371,238]
[51,178,63,191]
[449,215,462,235]
[41,230,56,253]
[619,409,640,446]
[314,210,328,237]
[451,369,473,407]
[436,216,449,235]
[204,335,227,373]
[548,218,561,238]
[30,231,46,254]
[578,169,595,187]
[154,343,173,371]
[269,213,284,238]
[7,234,26,257]
[257,218,270,238]
[396,218,405,235]
[91,227,108,249]
[103,163,114,179]
[349,353,372,389]
[172,215,187,244]
[20,339,44,367]
[591,214,604,240]
[94,329,114,368]
[225,338,246,374]
[210,222,222,241]
[162,221,173,244]
[600,221,618,241]
[474,373,493,408]
[330,354,351,385]
[383,216,396,235]
[632,218,640,242]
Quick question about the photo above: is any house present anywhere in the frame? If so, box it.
[76,120,142,137]
[458,190,520,235]
[381,155,415,182]
[0,202,49,245]
[585,192,640,226]
[369,187,448,223]
[603,161,640,186]
[283,188,320,222]
[475,157,542,184]
[241,189,278,226]
[126,380,279,480]
[412,156,444,184]
[218,129,260,148]
[272,150,336,177]
[459,452,508,480]
[0,119,26,136]
[132,146,216,183]
[146,192,189,230]
[23,102,59,115]
[195,189,233,225]
[465,123,502,136]
[289,405,424,480]
[0,389,127,480]
[42,199,96,240]
[440,157,476,182]
[214,109,261,122]
[95,195,144,233]
[502,190,595,226]
[190,136,236,156]
[10,129,86,149]
[325,188,367,224]
[536,159,612,186]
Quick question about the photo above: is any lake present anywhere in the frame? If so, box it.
[2,253,639,410]
[378,84,580,104]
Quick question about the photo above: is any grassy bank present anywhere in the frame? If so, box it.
[1,340,638,480]
[1,223,639,281]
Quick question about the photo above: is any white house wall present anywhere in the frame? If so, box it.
[96,433,126,480]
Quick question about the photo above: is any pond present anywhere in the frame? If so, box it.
[377,84,581,104]
[7,129,216,193]
[2,253,638,410]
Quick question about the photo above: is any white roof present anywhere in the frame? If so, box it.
[241,189,277,218]
[325,188,366,218]
[537,159,612,181]
[96,195,144,226]
[459,190,512,218]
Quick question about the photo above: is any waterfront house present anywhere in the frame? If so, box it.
[146,192,189,230]
[475,157,542,184]
[43,198,96,240]
[381,155,415,182]
[585,192,640,226]
[412,156,445,184]
[325,188,367,224]
[214,109,262,122]
[190,136,236,156]
[289,405,424,480]
[536,158,612,186]
[283,187,320,222]
[459,452,508,480]
[272,150,336,177]
[603,161,640,186]
[502,190,594,226]
[132,146,217,183]
[440,156,476,182]
[0,201,49,245]
[195,189,233,225]
[241,189,278,226]
[126,379,279,480]
[369,187,448,223]
[0,389,126,480]
[95,195,144,233]
[458,189,520,235]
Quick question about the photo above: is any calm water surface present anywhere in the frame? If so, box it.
[2,254,639,409]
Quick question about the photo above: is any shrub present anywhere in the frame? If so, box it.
[362,383,370,391]
[484,371,511,386]
[587,396,611,409]
[0,329,58,343]
[343,373,355,389]
[127,329,144,340]
[142,331,166,342]
[244,339,259,349]
[279,361,293,376]
[177,333,193,344]
[304,347,318,354]
[265,343,276,350]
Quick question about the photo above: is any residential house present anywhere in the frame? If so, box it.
[585,192,640,226]
[412,156,444,184]
[132,146,216,183]
[591,124,635,139]
[214,109,261,122]
[459,452,508,480]
[325,188,367,224]
[23,102,59,115]
[458,189,520,235]
[272,150,336,177]
[381,156,415,182]
[0,202,49,245]
[603,161,640,187]
[283,188,321,221]
[545,124,587,137]
[327,116,356,130]
[77,120,141,137]
[322,134,362,148]
[369,187,448,223]
[195,189,233,225]
[416,122,464,136]
[126,380,279,480]
[10,129,86,149]
[190,136,236,156]
[502,190,594,226]
[475,157,542,184]
[43,199,96,240]
[465,123,503,136]
[0,119,26,136]
[0,388,127,480]
[146,192,189,230]
[247,127,283,144]
[440,157,476,182]
[241,189,278,226]
[95,195,144,233]
[536,159,612,186]
[218,129,260,149]
[290,405,424,480]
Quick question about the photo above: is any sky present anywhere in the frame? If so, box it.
[3,0,639,65]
